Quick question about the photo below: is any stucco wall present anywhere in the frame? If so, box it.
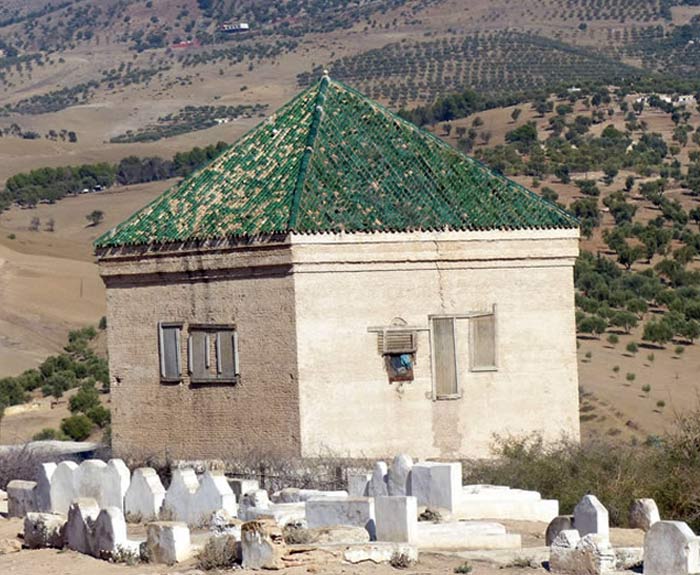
[99,243,301,460]
[291,230,580,459]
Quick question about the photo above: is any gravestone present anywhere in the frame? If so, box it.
[124,468,166,522]
[375,496,417,543]
[644,521,700,575]
[574,495,609,540]
[387,455,413,497]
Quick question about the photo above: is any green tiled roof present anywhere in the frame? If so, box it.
[95,75,577,248]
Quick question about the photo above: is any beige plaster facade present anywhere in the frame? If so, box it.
[98,228,580,460]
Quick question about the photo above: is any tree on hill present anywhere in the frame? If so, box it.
[86,210,104,227]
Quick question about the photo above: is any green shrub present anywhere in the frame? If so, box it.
[626,372,636,382]
[675,346,685,356]
[647,353,655,363]
[454,562,473,574]
[60,415,94,441]
[607,334,619,345]
[657,400,666,409]
[626,342,638,354]
[69,383,100,414]
[86,405,110,428]
[32,428,67,441]
[613,365,620,374]
[642,384,652,394]
[462,430,700,531]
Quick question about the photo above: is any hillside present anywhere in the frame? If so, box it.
[2,0,700,447]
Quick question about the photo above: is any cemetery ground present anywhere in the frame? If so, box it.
[0,515,646,575]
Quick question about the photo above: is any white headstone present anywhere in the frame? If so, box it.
[92,507,128,559]
[146,521,192,564]
[644,521,700,575]
[35,462,56,513]
[574,495,609,540]
[50,461,78,515]
[409,462,462,511]
[74,460,108,504]
[7,480,38,518]
[66,498,100,555]
[369,462,388,497]
[630,499,660,532]
[163,468,199,524]
[125,468,165,522]
[192,472,237,526]
[306,496,376,540]
[387,455,413,497]
[102,459,131,511]
[348,472,371,497]
[375,496,417,543]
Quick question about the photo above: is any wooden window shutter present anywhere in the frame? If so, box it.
[216,330,237,379]
[432,317,458,397]
[377,329,417,354]
[159,324,181,380]
[471,313,497,370]
[188,331,210,380]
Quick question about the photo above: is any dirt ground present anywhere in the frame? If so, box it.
[0,513,645,575]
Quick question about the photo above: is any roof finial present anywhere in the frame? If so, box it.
[322,68,330,78]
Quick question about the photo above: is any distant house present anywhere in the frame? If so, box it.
[220,22,249,33]
[95,74,580,461]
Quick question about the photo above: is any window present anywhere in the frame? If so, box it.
[432,317,458,397]
[470,313,497,371]
[430,306,497,399]
[188,325,239,383]
[370,321,418,383]
[158,323,182,381]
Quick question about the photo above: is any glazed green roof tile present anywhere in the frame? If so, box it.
[95,75,577,248]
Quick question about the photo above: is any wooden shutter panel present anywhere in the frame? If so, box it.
[471,314,496,369]
[216,330,237,379]
[189,331,210,380]
[377,330,417,354]
[160,325,181,379]
[432,318,458,397]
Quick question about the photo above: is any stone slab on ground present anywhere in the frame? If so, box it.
[23,512,66,549]
[306,497,376,539]
[146,521,192,564]
[308,525,371,544]
[343,542,418,564]
[416,521,521,550]
[456,485,559,523]
[241,502,306,527]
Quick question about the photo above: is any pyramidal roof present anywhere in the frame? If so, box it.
[95,75,577,248]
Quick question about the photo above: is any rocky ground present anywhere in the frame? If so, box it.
[0,510,646,575]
